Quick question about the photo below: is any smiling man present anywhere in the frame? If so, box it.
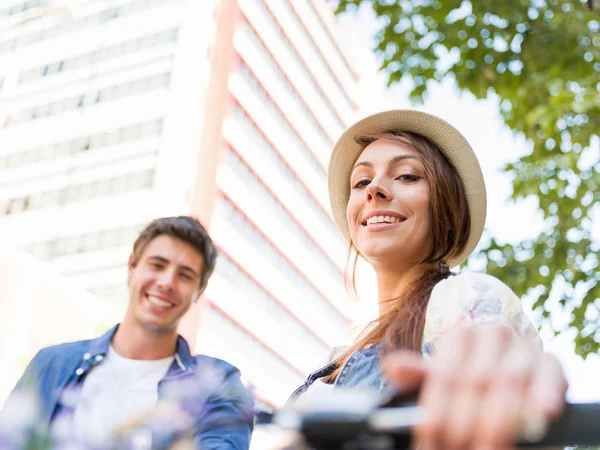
[1,217,254,449]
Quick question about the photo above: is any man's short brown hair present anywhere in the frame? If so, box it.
[131,216,217,292]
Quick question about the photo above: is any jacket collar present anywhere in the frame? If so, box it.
[87,324,118,356]
[173,334,195,371]
[86,323,196,372]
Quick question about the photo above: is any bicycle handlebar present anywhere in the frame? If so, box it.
[269,391,600,449]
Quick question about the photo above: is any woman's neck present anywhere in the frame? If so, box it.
[375,263,426,317]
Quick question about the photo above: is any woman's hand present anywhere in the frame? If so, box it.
[383,324,568,450]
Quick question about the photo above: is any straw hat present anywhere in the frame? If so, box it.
[328,110,487,268]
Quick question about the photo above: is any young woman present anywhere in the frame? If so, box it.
[288,110,567,450]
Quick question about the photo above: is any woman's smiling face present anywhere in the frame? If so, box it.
[347,138,431,267]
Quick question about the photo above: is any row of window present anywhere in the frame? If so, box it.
[3,170,154,215]
[237,61,326,175]
[230,104,344,266]
[19,72,171,122]
[215,254,329,357]
[0,119,163,170]
[278,0,353,116]
[239,23,339,149]
[216,168,347,330]
[19,28,178,84]
[251,0,345,136]
[0,0,175,52]
[0,0,48,17]
[23,224,144,261]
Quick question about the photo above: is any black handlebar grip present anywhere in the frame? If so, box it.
[519,402,600,447]
[296,402,600,449]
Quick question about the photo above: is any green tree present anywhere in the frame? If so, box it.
[336,0,600,356]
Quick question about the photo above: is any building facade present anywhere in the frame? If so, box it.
[0,0,363,410]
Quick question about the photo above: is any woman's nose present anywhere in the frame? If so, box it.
[365,180,390,202]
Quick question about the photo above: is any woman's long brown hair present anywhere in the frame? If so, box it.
[323,131,471,382]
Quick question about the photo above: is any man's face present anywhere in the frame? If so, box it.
[126,234,204,334]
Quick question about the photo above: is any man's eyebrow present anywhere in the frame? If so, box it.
[147,256,200,278]
[179,266,200,278]
[148,255,169,264]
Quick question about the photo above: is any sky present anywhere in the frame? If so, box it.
[335,3,600,403]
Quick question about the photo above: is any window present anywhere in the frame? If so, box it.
[0,0,176,53]
[2,170,154,215]
[18,73,169,123]
[0,1,45,17]
[22,223,145,259]
[0,119,163,169]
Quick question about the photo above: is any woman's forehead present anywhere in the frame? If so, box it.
[356,138,420,162]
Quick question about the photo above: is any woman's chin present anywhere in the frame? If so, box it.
[357,242,426,269]
[360,245,405,264]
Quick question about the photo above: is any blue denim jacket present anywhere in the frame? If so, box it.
[4,325,254,449]
[288,343,393,404]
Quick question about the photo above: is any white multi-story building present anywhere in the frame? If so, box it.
[0,0,364,410]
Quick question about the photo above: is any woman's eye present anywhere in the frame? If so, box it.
[352,179,370,189]
[396,174,420,182]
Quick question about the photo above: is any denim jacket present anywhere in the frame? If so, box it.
[287,343,392,404]
[3,325,254,450]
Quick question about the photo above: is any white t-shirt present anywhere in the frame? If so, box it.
[66,346,174,444]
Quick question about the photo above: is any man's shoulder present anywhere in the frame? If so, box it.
[33,337,96,364]
[189,354,254,413]
[192,354,241,375]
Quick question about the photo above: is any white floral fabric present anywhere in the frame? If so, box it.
[422,272,541,355]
